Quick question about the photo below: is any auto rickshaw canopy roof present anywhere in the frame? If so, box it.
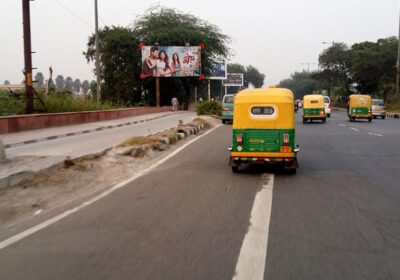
[349,94,372,107]
[233,88,295,129]
[303,94,325,108]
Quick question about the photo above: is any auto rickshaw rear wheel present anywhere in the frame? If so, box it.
[368,117,372,122]
[231,166,239,173]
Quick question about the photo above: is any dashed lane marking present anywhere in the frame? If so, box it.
[233,173,274,280]
[368,132,383,137]
[349,127,359,131]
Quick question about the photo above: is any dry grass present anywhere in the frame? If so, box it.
[117,136,161,147]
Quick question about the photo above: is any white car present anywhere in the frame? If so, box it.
[323,96,331,118]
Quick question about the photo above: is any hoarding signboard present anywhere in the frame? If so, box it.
[141,46,201,77]
[223,73,244,86]
[208,60,227,80]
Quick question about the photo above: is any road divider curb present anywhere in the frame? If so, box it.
[4,112,180,149]
[0,119,210,190]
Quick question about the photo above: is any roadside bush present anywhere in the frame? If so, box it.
[196,101,222,116]
[36,93,117,113]
[0,90,25,116]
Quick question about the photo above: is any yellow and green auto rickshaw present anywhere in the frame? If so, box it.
[229,88,299,174]
[348,94,372,122]
[302,94,326,123]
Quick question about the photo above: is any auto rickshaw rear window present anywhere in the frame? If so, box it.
[224,96,234,103]
[311,100,318,104]
[251,107,275,115]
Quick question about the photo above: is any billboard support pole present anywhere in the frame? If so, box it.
[208,80,211,101]
[225,86,227,95]
[156,77,160,107]
[194,86,197,102]
[220,80,223,100]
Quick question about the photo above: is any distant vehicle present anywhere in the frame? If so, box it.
[302,94,326,123]
[372,99,386,119]
[323,96,331,118]
[348,94,372,122]
[229,88,299,174]
[221,94,234,124]
[294,99,301,112]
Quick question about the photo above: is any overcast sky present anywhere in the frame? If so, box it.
[0,0,399,86]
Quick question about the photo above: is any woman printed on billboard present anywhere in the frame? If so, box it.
[156,50,171,77]
[170,53,181,77]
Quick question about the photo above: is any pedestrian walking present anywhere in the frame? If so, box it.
[171,96,179,112]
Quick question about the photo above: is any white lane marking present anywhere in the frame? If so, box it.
[350,127,359,131]
[368,132,383,137]
[0,125,219,251]
[233,173,274,280]
[338,124,346,127]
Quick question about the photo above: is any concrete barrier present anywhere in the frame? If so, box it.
[0,107,171,134]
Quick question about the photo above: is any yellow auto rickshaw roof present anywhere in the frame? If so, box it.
[349,94,372,106]
[233,88,295,129]
[234,88,294,104]
[303,94,324,107]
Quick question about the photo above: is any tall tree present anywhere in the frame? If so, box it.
[55,75,65,91]
[34,72,44,88]
[350,37,397,97]
[319,43,351,94]
[73,79,82,94]
[65,77,73,92]
[246,65,265,88]
[81,80,90,95]
[85,6,231,108]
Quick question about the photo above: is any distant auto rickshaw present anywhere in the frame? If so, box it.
[348,94,372,122]
[302,94,326,123]
[229,88,299,174]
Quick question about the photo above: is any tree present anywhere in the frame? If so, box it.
[85,6,231,108]
[34,72,44,88]
[350,37,397,97]
[85,26,139,104]
[319,42,351,94]
[55,75,65,91]
[4,80,10,85]
[246,65,265,88]
[73,79,82,94]
[81,80,90,95]
[89,80,97,99]
[278,71,318,99]
[65,77,73,92]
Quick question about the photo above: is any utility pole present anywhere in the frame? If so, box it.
[301,62,315,72]
[22,0,33,114]
[397,10,400,96]
[94,0,101,102]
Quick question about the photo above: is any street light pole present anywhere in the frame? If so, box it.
[94,0,101,102]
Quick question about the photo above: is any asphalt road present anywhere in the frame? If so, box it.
[0,110,399,279]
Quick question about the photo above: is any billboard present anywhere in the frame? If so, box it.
[223,73,244,86]
[141,46,201,77]
[208,60,227,80]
